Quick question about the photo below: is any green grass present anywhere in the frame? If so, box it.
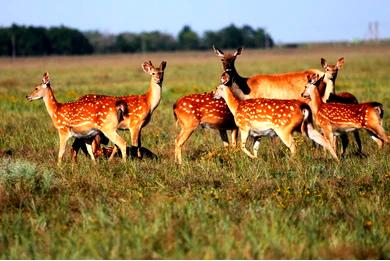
[0,44,389,259]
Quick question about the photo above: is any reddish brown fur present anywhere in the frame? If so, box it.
[26,72,127,164]
[302,74,389,155]
[173,92,237,164]
[215,72,338,160]
[74,61,167,159]
[213,46,323,100]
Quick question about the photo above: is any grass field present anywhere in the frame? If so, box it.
[0,44,389,259]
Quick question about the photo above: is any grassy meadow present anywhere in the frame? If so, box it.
[0,44,389,259]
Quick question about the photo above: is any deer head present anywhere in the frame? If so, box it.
[321,57,344,81]
[213,46,242,72]
[142,60,167,85]
[26,72,51,101]
[214,72,232,100]
[301,74,325,99]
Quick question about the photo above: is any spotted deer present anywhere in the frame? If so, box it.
[214,72,338,160]
[26,72,128,164]
[74,60,167,159]
[301,74,390,156]
[318,57,362,156]
[173,92,238,164]
[213,46,324,100]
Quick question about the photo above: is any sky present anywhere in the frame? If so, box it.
[0,0,389,43]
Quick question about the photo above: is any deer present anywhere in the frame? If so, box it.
[73,60,167,159]
[301,74,390,156]
[26,72,128,164]
[214,72,338,161]
[213,46,325,100]
[70,133,109,162]
[318,57,362,156]
[173,91,238,164]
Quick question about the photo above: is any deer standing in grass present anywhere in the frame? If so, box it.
[173,91,238,164]
[26,72,128,164]
[301,74,389,155]
[74,61,167,159]
[213,46,325,100]
[318,57,362,156]
[214,72,338,160]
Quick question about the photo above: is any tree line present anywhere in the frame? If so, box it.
[0,24,274,56]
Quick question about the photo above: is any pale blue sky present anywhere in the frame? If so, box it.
[1,0,389,43]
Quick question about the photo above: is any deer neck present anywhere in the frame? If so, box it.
[42,87,59,119]
[222,87,240,116]
[227,67,250,99]
[146,79,162,113]
[308,87,323,116]
[322,77,335,103]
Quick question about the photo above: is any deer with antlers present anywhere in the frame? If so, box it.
[173,91,238,164]
[26,72,128,164]
[73,61,167,159]
[301,74,389,155]
[214,72,338,160]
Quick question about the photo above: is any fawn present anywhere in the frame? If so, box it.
[214,72,338,160]
[74,61,167,159]
[173,92,238,164]
[26,72,128,164]
[319,57,362,156]
[213,46,324,100]
[301,74,389,155]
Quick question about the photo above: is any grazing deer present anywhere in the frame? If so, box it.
[213,46,324,100]
[75,61,167,159]
[26,72,128,164]
[214,72,338,160]
[173,92,238,164]
[301,74,390,155]
[319,57,362,156]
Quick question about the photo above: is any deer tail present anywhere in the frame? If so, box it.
[115,100,129,122]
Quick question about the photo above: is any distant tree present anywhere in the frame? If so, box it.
[47,26,93,55]
[178,25,200,50]
[85,31,117,53]
[139,31,176,52]
[115,33,141,53]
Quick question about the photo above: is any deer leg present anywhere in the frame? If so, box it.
[231,129,238,147]
[130,125,142,158]
[353,131,363,155]
[340,134,349,157]
[85,143,96,164]
[306,123,339,161]
[240,129,256,158]
[175,127,196,164]
[219,129,229,147]
[253,137,261,158]
[71,138,85,163]
[276,129,296,155]
[102,130,127,162]
[58,131,71,165]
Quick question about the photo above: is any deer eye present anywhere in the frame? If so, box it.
[152,72,156,75]
[35,87,38,90]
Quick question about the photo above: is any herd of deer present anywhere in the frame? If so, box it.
[26,46,390,165]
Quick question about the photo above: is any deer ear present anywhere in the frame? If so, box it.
[336,57,344,69]
[142,61,153,73]
[42,72,50,86]
[234,47,243,56]
[321,58,327,69]
[160,61,167,71]
[213,45,224,57]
